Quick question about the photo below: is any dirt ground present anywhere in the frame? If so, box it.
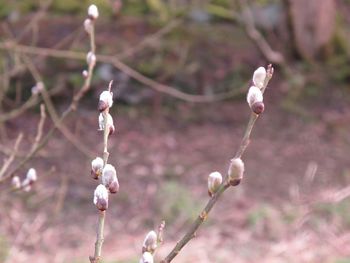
[1,87,350,263]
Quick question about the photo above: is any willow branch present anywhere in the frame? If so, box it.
[0,43,246,103]
[0,18,97,185]
[161,65,274,263]
[0,133,23,179]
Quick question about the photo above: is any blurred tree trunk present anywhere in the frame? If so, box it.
[286,0,336,60]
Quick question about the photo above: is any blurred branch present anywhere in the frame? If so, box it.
[161,65,274,263]
[0,133,23,179]
[21,54,95,157]
[237,0,285,66]
[0,17,97,185]
[0,43,246,103]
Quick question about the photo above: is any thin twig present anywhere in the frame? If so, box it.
[0,133,23,179]
[161,65,274,263]
[0,43,246,103]
[0,16,97,185]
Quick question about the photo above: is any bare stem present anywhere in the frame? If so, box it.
[90,210,106,263]
[161,65,274,263]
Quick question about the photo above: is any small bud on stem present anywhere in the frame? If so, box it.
[228,158,244,186]
[208,171,222,197]
[142,230,158,253]
[93,184,109,211]
[88,4,99,20]
[102,164,119,193]
[252,66,267,89]
[247,86,264,115]
[139,252,154,263]
[91,157,104,179]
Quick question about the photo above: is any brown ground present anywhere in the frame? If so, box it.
[1,91,350,263]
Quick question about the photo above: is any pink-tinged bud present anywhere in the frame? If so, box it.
[139,252,154,263]
[142,230,157,253]
[91,157,103,179]
[93,184,109,211]
[252,66,266,89]
[98,91,113,111]
[228,158,244,186]
[208,171,222,197]
[98,113,115,135]
[102,164,119,193]
[26,168,37,183]
[251,101,264,114]
[88,4,99,20]
[84,18,93,34]
[247,86,264,115]
[11,176,21,189]
[82,70,89,78]
[31,82,44,95]
[86,52,96,67]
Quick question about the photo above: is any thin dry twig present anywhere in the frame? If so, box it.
[0,43,246,103]
[0,16,97,185]
[161,65,274,263]
[0,133,23,179]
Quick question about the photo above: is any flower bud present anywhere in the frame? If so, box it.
[88,4,99,20]
[228,158,244,186]
[11,176,21,189]
[86,51,96,67]
[26,168,37,183]
[31,82,44,95]
[98,113,115,135]
[142,230,157,253]
[102,164,119,193]
[139,252,154,263]
[91,157,104,179]
[98,91,113,112]
[93,184,109,211]
[84,18,93,34]
[247,86,264,114]
[82,70,89,78]
[208,171,222,197]
[252,66,266,89]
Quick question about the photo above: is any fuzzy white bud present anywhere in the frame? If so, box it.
[139,252,154,263]
[91,157,104,179]
[142,230,157,253]
[98,91,113,111]
[98,113,115,135]
[102,164,119,193]
[31,81,44,95]
[86,51,96,67]
[247,86,264,114]
[208,171,222,197]
[82,70,89,78]
[84,18,93,34]
[228,158,244,186]
[11,176,21,189]
[88,4,99,20]
[93,184,109,211]
[252,66,266,89]
[26,168,37,183]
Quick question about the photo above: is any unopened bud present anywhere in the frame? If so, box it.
[208,171,222,197]
[82,70,89,78]
[11,176,21,189]
[142,230,157,253]
[228,158,244,186]
[84,18,93,34]
[252,66,266,89]
[91,157,104,180]
[86,51,96,67]
[88,4,99,20]
[26,168,37,183]
[31,82,44,95]
[102,164,119,193]
[98,91,113,111]
[247,86,264,114]
[93,184,109,211]
[98,113,115,135]
[139,252,154,263]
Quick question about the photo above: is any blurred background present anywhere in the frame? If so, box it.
[0,0,350,262]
